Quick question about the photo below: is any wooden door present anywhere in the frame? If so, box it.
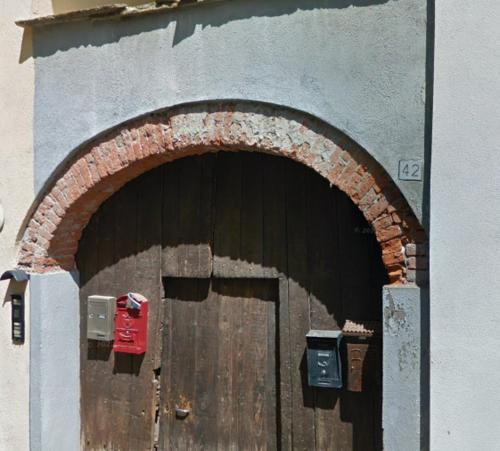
[159,278,278,450]
[77,152,387,450]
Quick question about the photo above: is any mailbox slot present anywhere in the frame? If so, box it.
[87,295,116,341]
[306,330,343,389]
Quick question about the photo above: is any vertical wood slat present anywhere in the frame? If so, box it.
[79,152,385,451]
[213,152,242,277]
[162,157,214,278]
[215,278,236,450]
[98,185,131,450]
[193,279,219,448]
[78,206,101,450]
[112,180,137,451]
[263,157,292,450]
[160,278,199,450]
[128,167,163,450]
[284,161,316,450]
[239,153,265,277]
[161,278,277,451]
[306,169,352,451]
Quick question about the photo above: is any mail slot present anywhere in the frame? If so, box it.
[113,293,148,355]
[306,330,343,389]
[87,295,116,341]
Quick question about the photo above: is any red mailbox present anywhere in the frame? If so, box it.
[113,293,148,355]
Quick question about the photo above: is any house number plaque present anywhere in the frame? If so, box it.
[398,159,423,181]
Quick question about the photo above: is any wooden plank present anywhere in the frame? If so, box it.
[163,156,213,277]
[77,205,102,450]
[212,278,277,451]
[157,277,173,451]
[161,278,199,450]
[192,279,219,448]
[262,155,286,278]
[278,277,292,451]
[161,159,180,276]
[214,278,237,450]
[93,188,131,450]
[304,167,348,450]
[284,160,316,450]
[262,156,292,449]
[238,152,265,277]
[263,280,279,451]
[237,279,274,450]
[213,152,242,277]
[127,167,163,450]
[110,179,138,450]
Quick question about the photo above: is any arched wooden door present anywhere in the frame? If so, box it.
[77,152,387,451]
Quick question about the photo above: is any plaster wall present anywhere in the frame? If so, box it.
[0,1,34,449]
[383,285,427,451]
[31,0,428,220]
[431,1,500,449]
[30,271,80,451]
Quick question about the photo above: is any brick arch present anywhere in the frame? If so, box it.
[18,102,427,283]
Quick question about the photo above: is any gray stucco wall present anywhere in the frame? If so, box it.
[30,271,79,451]
[32,0,428,220]
[383,285,428,451]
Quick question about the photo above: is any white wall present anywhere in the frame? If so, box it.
[0,1,34,450]
[431,1,500,449]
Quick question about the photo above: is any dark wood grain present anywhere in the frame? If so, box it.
[78,152,385,451]
[284,161,316,450]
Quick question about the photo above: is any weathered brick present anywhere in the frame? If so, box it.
[359,188,377,211]
[376,225,402,242]
[374,215,394,230]
[366,197,389,221]
[16,106,426,286]
[388,268,404,283]
[335,158,358,188]
[383,251,405,266]
[382,238,404,255]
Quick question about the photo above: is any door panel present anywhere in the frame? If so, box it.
[77,152,386,450]
[159,278,278,451]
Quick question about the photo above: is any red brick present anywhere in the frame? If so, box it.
[381,238,404,255]
[359,188,377,211]
[335,159,359,191]
[374,215,394,230]
[383,251,405,267]
[375,225,402,242]
[365,196,389,221]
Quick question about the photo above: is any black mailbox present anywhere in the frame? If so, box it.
[306,330,343,389]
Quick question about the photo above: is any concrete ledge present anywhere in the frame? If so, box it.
[16,1,224,28]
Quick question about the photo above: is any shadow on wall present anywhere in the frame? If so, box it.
[29,0,392,58]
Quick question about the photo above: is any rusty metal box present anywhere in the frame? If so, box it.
[87,295,116,341]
